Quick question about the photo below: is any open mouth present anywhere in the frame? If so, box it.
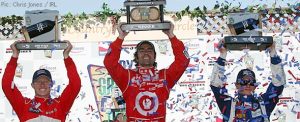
[143,55,150,60]
[244,88,251,91]
[39,88,47,92]
[242,86,251,90]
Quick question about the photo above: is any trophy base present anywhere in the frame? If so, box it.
[121,22,171,31]
[16,42,68,50]
[224,36,273,50]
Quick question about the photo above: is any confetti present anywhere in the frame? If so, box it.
[56,85,61,92]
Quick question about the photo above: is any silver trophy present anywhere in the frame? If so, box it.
[224,13,273,50]
[121,0,171,31]
[16,10,67,50]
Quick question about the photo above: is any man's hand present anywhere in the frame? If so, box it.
[10,41,20,58]
[218,39,227,58]
[269,42,277,57]
[163,22,175,38]
[117,23,129,40]
[63,40,72,59]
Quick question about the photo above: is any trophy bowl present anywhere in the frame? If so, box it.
[130,7,160,21]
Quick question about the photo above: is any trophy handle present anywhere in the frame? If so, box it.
[159,4,164,22]
[227,24,237,35]
[55,15,58,42]
[258,13,263,36]
[126,6,131,24]
[21,26,31,42]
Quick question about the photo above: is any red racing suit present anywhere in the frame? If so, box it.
[104,37,190,122]
[2,57,81,122]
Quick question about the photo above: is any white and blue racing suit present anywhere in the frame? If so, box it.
[210,53,285,122]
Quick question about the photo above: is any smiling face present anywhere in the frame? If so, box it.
[236,75,256,95]
[136,43,156,68]
[31,75,52,98]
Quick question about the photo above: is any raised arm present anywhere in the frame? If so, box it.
[262,44,285,116]
[103,24,129,92]
[209,41,233,120]
[163,23,190,89]
[269,45,286,87]
[2,41,25,117]
[210,40,227,88]
[59,41,81,114]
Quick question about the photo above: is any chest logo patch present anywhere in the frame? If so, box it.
[135,91,159,116]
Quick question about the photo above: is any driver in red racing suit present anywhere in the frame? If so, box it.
[2,41,81,122]
[104,23,190,121]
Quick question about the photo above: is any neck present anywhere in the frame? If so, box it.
[138,66,154,69]
[35,95,50,99]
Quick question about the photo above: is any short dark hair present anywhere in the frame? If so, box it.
[133,41,157,67]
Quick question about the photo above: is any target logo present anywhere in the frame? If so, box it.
[135,91,159,116]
